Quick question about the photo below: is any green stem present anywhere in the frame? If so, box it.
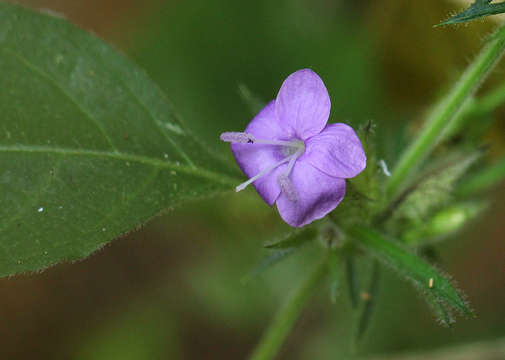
[386,24,505,199]
[445,81,505,138]
[248,260,327,360]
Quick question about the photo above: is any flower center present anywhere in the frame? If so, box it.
[281,139,304,157]
[220,132,305,201]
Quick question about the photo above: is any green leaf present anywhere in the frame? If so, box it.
[350,226,472,318]
[0,4,240,277]
[439,0,505,26]
[425,291,455,327]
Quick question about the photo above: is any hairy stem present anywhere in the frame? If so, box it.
[386,24,505,199]
[445,80,505,139]
[248,260,327,360]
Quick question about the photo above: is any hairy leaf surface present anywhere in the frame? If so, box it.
[440,0,505,25]
[0,4,239,277]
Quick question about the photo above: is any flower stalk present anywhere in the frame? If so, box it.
[386,24,505,199]
[248,260,327,360]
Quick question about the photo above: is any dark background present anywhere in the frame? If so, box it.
[2,1,504,359]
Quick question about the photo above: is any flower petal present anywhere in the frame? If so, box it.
[275,69,331,140]
[231,101,287,206]
[304,123,366,179]
[276,161,346,227]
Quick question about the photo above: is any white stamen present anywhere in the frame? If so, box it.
[220,132,255,143]
[230,135,306,195]
[277,147,304,202]
[236,156,291,192]
[278,174,298,202]
[284,147,304,175]
[252,138,301,147]
[220,132,300,147]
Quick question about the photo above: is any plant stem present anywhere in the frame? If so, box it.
[445,81,505,138]
[385,24,505,199]
[248,260,327,360]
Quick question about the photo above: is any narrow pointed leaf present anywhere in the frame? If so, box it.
[350,226,472,317]
[439,1,505,26]
[0,4,240,277]
[425,291,455,327]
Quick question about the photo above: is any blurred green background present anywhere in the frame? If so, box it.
[1,1,504,359]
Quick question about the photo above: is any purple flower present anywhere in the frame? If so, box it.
[220,69,366,227]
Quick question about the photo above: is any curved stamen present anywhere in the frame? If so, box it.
[277,147,304,202]
[235,156,291,192]
[278,174,297,202]
[224,131,306,197]
[284,147,304,176]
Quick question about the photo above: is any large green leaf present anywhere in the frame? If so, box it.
[0,4,239,277]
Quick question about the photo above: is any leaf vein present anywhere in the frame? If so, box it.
[0,47,119,152]
[0,144,238,186]
[120,80,196,168]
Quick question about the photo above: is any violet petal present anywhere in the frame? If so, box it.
[304,123,366,179]
[275,69,331,140]
[276,161,346,227]
[231,101,286,206]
